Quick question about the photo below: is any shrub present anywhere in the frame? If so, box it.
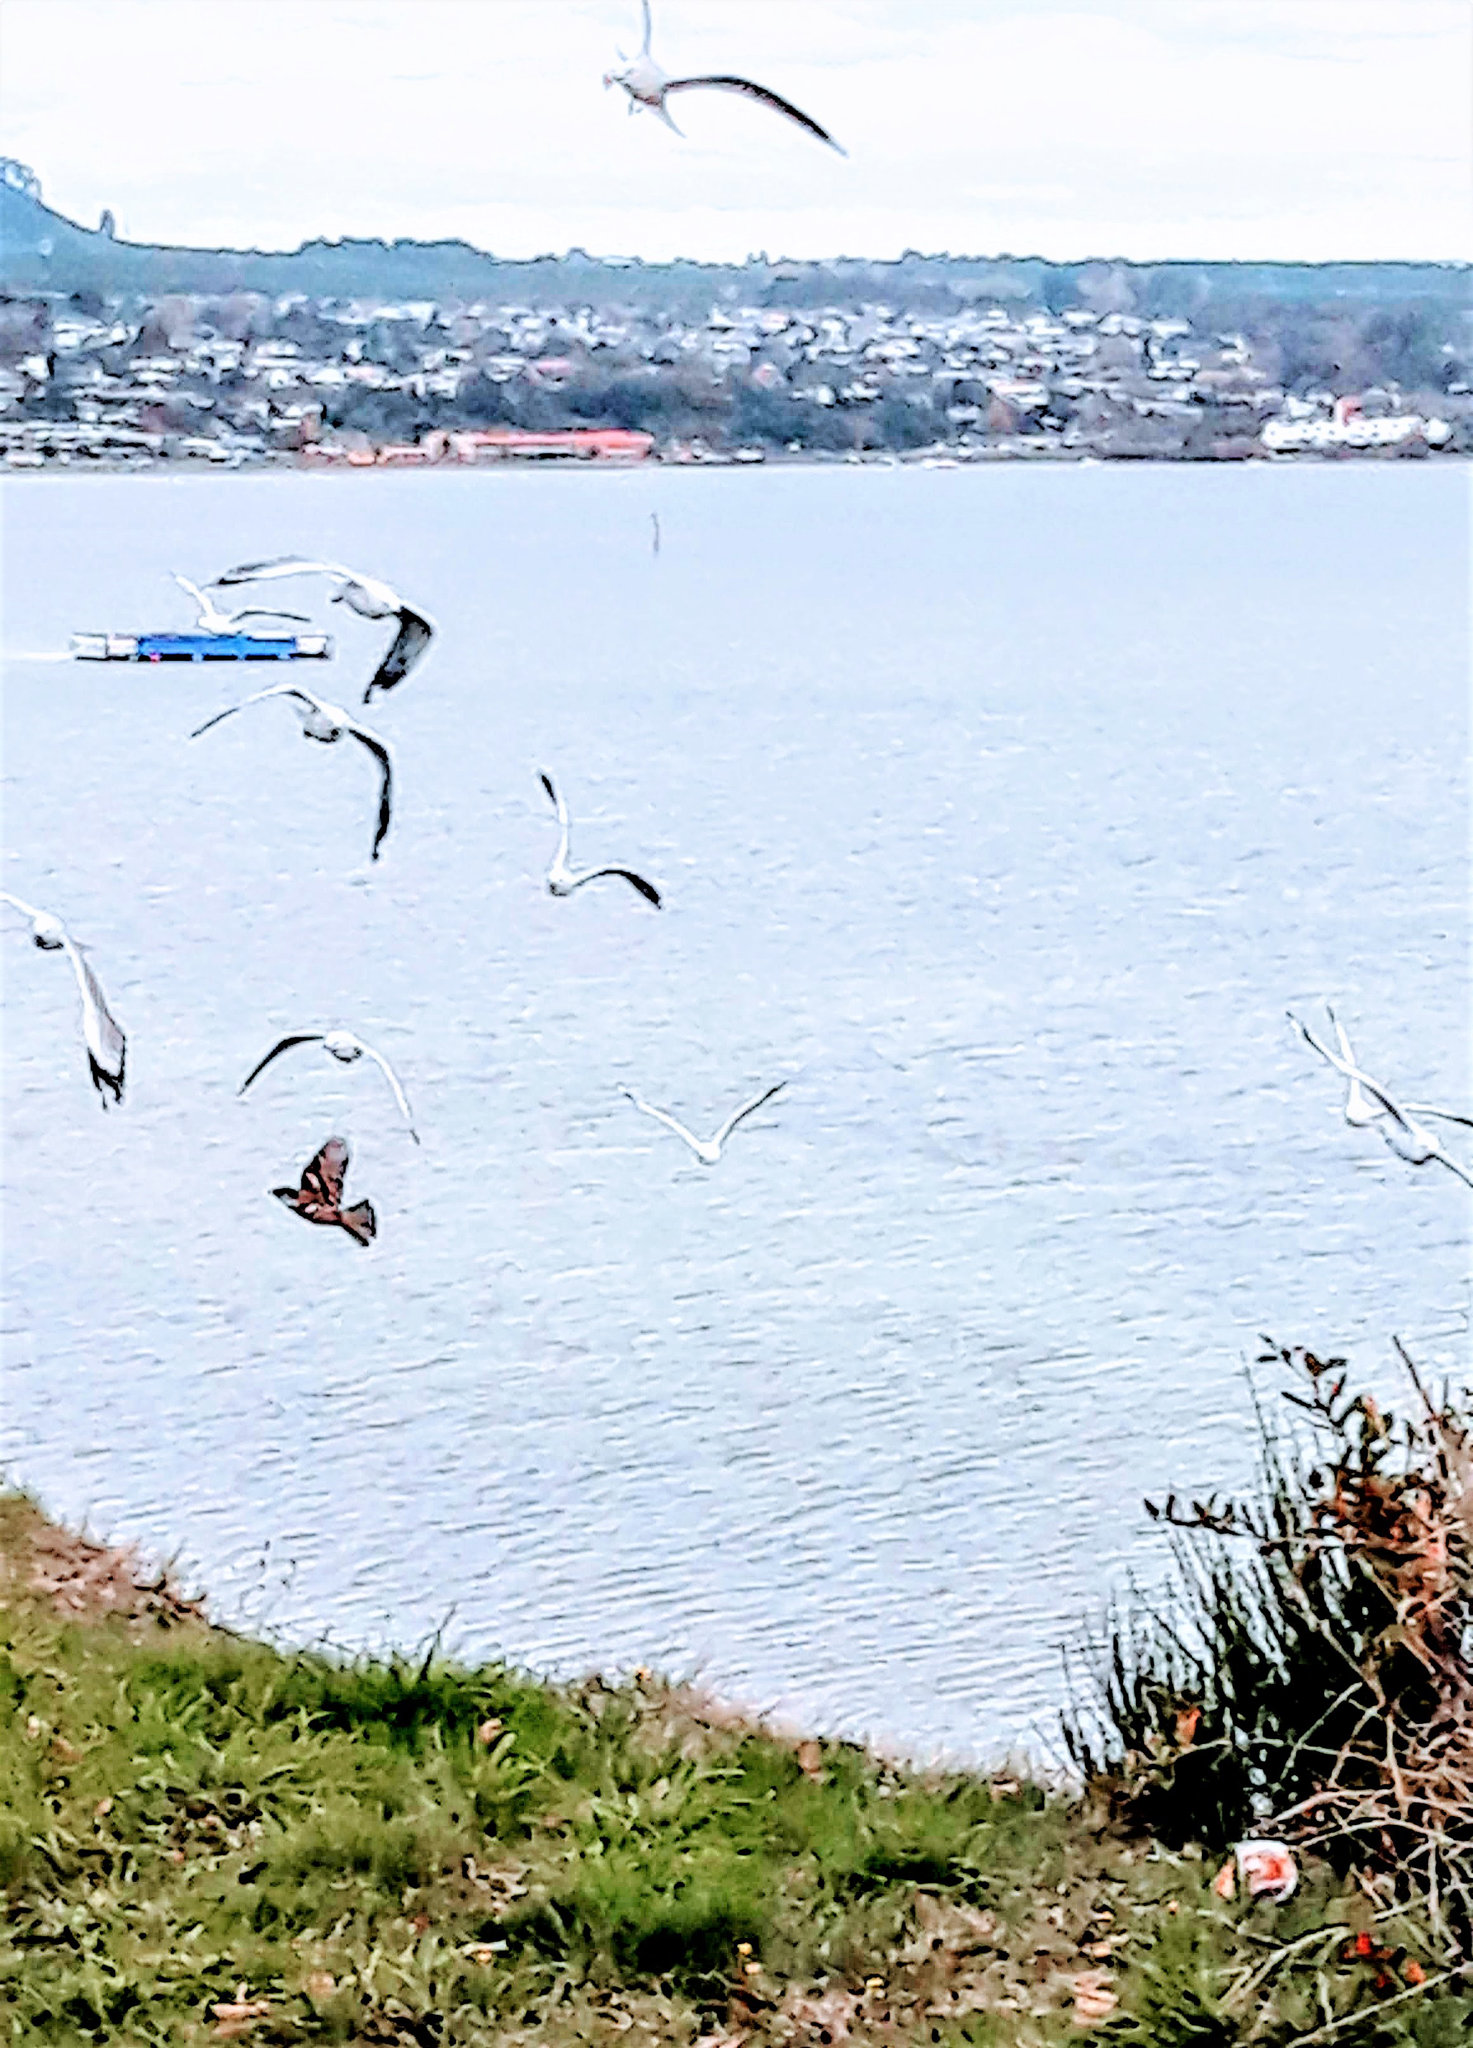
[1066,1341,1473,1949]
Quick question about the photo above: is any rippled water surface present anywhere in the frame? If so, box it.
[3,463,1468,1760]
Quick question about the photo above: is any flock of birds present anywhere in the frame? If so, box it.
[5,8,1468,1237]
[4,546,799,1241]
[2,0,850,1242]
[5,525,1468,1242]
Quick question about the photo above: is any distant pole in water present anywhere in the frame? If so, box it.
[651,511,661,556]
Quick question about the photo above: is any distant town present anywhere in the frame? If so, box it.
[1,159,1467,471]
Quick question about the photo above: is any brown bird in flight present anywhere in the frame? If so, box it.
[272,1137,377,1245]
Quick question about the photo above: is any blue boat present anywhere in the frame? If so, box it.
[72,630,332,663]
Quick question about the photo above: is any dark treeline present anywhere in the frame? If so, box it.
[4,174,1467,331]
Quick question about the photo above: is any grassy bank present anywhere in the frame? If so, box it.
[2,1448,1469,2044]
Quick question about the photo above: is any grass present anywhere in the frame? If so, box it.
[4,1435,1472,2045]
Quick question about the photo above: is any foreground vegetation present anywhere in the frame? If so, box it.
[5,1347,1472,2044]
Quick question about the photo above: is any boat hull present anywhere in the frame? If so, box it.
[71,631,332,663]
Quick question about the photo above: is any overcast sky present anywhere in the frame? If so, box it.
[4,1,1469,263]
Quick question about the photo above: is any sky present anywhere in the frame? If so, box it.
[3,0,1469,263]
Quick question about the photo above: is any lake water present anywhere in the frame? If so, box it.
[2,461,1468,1764]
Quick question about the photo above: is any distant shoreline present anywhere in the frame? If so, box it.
[4,447,1467,479]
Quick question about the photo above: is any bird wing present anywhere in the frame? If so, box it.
[59,935,126,1106]
[1329,1010,1357,1068]
[621,1086,701,1151]
[663,74,845,151]
[587,867,662,907]
[0,890,44,924]
[1430,1148,1473,1188]
[212,556,348,588]
[238,1033,324,1096]
[363,608,434,702]
[346,723,394,861]
[188,684,309,739]
[640,0,652,55]
[540,771,572,868]
[1289,1011,1360,1082]
[1325,1007,1384,1123]
[714,1079,787,1147]
[540,771,569,828]
[360,1042,420,1143]
[1404,1103,1473,1130]
[230,607,312,627]
[302,1137,350,1207]
[173,573,209,616]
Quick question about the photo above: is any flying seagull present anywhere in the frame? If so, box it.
[273,1137,377,1245]
[1304,1006,1473,1133]
[620,1080,786,1165]
[651,511,661,556]
[541,772,661,906]
[604,1,845,153]
[1288,1008,1473,1187]
[209,556,434,702]
[172,573,308,636]
[1,892,126,1108]
[190,684,394,862]
[239,1029,420,1143]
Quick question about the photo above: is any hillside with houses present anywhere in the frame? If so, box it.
[2,159,1467,469]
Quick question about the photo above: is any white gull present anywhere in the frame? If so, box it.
[1,891,126,1107]
[620,1080,786,1165]
[1288,1007,1473,1187]
[190,684,394,862]
[541,772,660,906]
[238,1030,419,1143]
[209,556,434,701]
[605,1,845,153]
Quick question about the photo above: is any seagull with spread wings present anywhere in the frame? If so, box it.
[273,1137,377,1245]
[604,1,845,153]
[620,1080,786,1166]
[239,1029,420,1143]
[190,684,394,862]
[1,892,126,1107]
[1288,1007,1473,1187]
[209,556,434,701]
[541,772,661,906]
[172,573,308,635]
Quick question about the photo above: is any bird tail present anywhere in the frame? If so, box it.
[340,1200,377,1245]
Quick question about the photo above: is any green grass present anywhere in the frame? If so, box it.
[4,1488,1471,2044]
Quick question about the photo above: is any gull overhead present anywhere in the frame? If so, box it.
[238,1029,420,1143]
[209,556,434,702]
[272,1136,377,1245]
[620,1079,786,1166]
[189,684,394,862]
[1288,1008,1473,1188]
[1,891,126,1107]
[540,772,661,906]
[604,0,845,153]
[172,573,308,636]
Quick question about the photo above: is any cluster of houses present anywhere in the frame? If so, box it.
[0,286,1461,469]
